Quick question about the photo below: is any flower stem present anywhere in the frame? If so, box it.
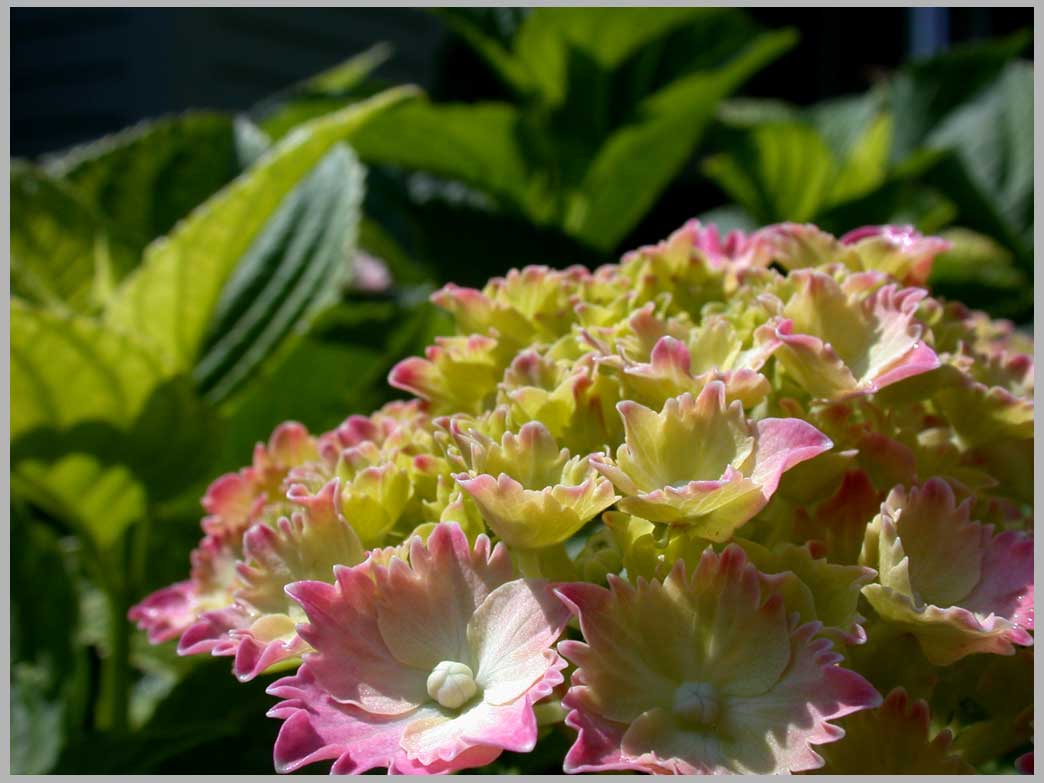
[96,533,132,734]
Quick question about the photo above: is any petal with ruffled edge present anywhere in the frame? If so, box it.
[591,384,831,539]
[722,621,881,773]
[455,471,617,550]
[556,545,878,774]
[289,558,428,716]
[130,531,240,649]
[738,538,875,645]
[267,666,497,774]
[217,480,370,681]
[841,224,950,286]
[861,478,1034,664]
[388,334,507,415]
[373,522,514,671]
[769,270,939,399]
[127,580,199,644]
[468,579,571,705]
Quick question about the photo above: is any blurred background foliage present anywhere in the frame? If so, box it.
[9,7,1033,773]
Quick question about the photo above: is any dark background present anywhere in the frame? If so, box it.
[12,7,1033,158]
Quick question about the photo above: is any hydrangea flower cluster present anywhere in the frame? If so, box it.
[131,220,1034,774]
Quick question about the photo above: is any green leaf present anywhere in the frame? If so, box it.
[514,8,712,106]
[12,459,147,552]
[11,300,165,439]
[888,30,1031,163]
[717,97,799,127]
[360,166,603,288]
[11,515,90,773]
[103,87,418,372]
[232,116,271,170]
[193,144,365,403]
[11,302,217,545]
[923,61,1032,254]
[251,43,392,141]
[11,162,139,313]
[827,112,893,206]
[805,91,885,161]
[11,664,66,774]
[53,660,281,773]
[703,121,837,224]
[928,227,1031,320]
[567,28,796,249]
[436,9,535,96]
[348,100,534,218]
[917,148,1030,271]
[43,113,243,251]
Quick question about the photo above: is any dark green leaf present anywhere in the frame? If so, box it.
[703,121,837,224]
[193,144,365,403]
[214,294,439,467]
[43,113,243,251]
[436,8,534,96]
[251,43,393,141]
[11,515,90,773]
[11,162,138,313]
[568,28,796,249]
[888,30,1031,163]
[922,61,1032,258]
[11,665,66,774]
[929,227,1031,320]
[54,660,280,773]
[514,7,713,107]
[349,100,535,218]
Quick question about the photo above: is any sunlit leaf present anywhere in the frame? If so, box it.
[103,87,417,372]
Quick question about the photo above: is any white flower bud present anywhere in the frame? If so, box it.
[427,660,478,709]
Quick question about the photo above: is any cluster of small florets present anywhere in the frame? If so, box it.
[131,221,1034,774]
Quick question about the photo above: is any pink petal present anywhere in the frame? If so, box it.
[962,529,1034,633]
[128,580,198,644]
[750,417,834,497]
[267,666,450,774]
[724,621,882,773]
[468,579,571,705]
[373,523,514,670]
[177,605,248,656]
[289,563,428,716]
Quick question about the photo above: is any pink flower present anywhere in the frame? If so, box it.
[129,531,240,645]
[683,220,775,270]
[760,269,940,399]
[840,225,950,286]
[179,480,369,680]
[201,421,317,536]
[555,544,881,774]
[590,382,833,541]
[860,478,1035,665]
[266,522,571,774]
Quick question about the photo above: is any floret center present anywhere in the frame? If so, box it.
[427,660,478,709]
[672,681,719,725]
